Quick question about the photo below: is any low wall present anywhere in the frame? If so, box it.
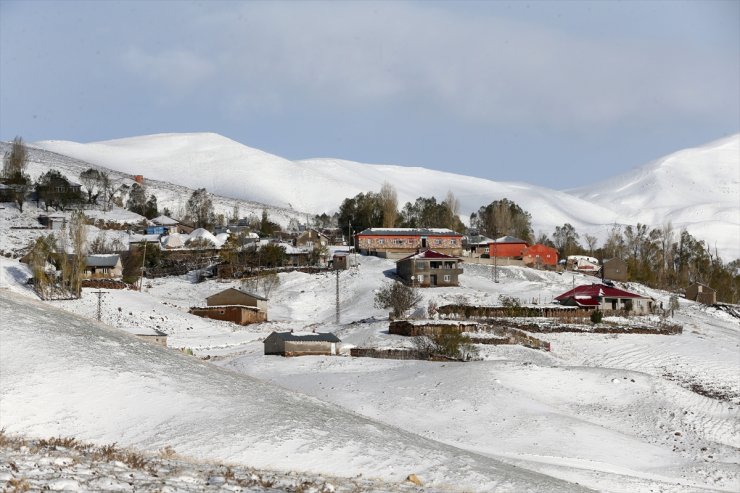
[438,304,592,319]
[389,320,475,336]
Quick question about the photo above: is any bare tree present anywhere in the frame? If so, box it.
[2,136,28,178]
[79,168,102,204]
[584,234,598,255]
[379,182,398,228]
[374,281,422,319]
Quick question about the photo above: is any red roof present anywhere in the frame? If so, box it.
[555,284,646,301]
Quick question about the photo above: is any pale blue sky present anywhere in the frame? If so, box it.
[1,0,738,189]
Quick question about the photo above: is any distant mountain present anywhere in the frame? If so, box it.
[31,132,740,260]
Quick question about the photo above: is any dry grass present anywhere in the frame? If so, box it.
[5,477,30,493]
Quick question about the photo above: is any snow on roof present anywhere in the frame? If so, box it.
[85,254,121,268]
[161,233,187,249]
[151,215,179,226]
[357,228,462,237]
[278,242,309,255]
[492,236,528,244]
[187,228,221,247]
[129,234,161,243]
[267,331,341,343]
[206,288,268,302]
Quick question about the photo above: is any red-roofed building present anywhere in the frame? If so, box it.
[396,249,463,287]
[523,244,559,268]
[555,284,654,314]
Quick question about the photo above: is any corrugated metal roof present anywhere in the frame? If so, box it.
[206,287,268,302]
[267,331,340,343]
[555,284,649,301]
[397,249,460,261]
[85,254,121,268]
[357,228,462,237]
[492,236,528,244]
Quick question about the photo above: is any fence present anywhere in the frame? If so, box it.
[438,304,593,319]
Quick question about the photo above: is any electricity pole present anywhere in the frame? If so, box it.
[139,242,147,291]
[93,290,106,322]
[335,268,340,324]
[493,238,499,283]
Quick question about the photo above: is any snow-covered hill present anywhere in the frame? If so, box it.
[30,132,740,260]
[0,291,585,493]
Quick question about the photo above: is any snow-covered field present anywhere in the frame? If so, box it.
[2,250,738,492]
[30,132,740,260]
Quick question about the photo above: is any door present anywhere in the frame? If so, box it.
[430,274,437,286]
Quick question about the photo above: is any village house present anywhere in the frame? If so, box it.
[685,282,717,305]
[118,327,168,347]
[263,331,341,356]
[83,254,123,280]
[555,284,655,315]
[151,215,189,234]
[295,229,329,249]
[522,244,559,269]
[37,213,67,230]
[189,287,268,325]
[462,232,494,257]
[356,228,463,258]
[488,236,529,258]
[602,258,628,282]
[396,250,463,287]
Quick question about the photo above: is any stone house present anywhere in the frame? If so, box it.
[189,288,268,325]
[356,228,463,258]
[83,254,123,279]
[685,282,717,305]
[295,229,329,249]
[264,331,341,356]
[396,249,463,287]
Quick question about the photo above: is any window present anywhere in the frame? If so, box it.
[416,261,426,270]
[434,239,442,245]
[417,275,424,282]
[393,239,404,245]
[378,239,385,245]
[444,275,451,282]
[450,239,457,245]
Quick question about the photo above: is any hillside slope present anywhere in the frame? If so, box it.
[0,291,588,493]
[31,132,740,259]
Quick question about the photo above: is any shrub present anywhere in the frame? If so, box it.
[374,281,422,319]
[590,310,603,324]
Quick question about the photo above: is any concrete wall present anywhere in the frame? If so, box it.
[264,339,336,356]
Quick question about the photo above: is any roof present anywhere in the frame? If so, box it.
[357,228,462,237]
[85,254,121,268]
[266,331,341,343]
[151,215,179,226]
[119,327,167,337]
[491,236,528,244]
[398,249,460,261]
[555,284,649,301]
[207,287,268,302]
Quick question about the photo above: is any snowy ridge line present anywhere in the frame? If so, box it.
[0,141,315,228]
[0,292,591,493]
[28,132,740,260]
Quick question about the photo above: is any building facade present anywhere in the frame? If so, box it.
[396,250,463,287]
[555,284,655,315]
[522,244,559,268]
[356,228,463,258]
[264,331,341,356]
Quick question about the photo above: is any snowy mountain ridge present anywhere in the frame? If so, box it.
[31,132,740,260]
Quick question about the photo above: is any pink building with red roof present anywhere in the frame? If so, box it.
[396,249,463,287]
[555,284,655,314]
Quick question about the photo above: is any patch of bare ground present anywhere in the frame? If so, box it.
[661,373,740,405]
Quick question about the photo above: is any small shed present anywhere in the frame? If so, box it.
[685,282,717,305]
[332,251,357,270]
[264,331,341,356]
[119,327,167,346]
[489,236,529,258]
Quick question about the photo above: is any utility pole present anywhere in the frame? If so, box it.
[139,242,147,291]
[335,268,340,324]
[493,238,499,283]
[93,290,106,322]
